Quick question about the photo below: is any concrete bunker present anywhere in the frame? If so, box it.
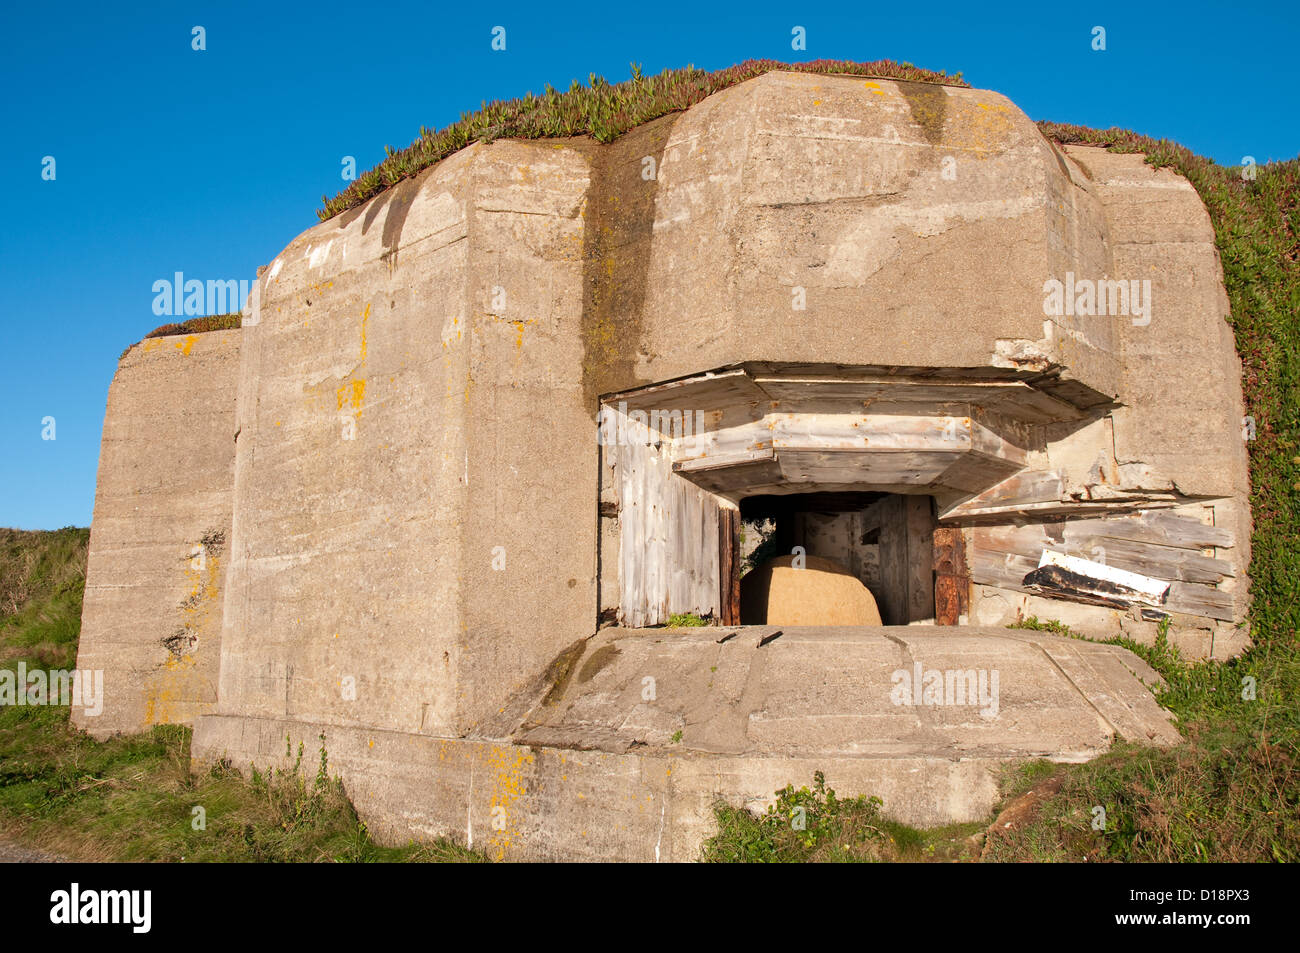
[73,70,1255,859]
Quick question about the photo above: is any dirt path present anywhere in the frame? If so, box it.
[0,839,64,863]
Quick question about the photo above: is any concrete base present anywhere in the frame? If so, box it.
[193,713,1010,862]
[192,626,1178,861]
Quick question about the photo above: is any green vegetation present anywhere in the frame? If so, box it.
[143,313,242,340]
[0,528,482,862]
[666,612,709,627]
[702,771,982,862]
[992,612,1298,861]
[318,59,966,220]
[0,528,88,671]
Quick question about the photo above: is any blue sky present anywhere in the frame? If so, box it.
[2,0,1297,529]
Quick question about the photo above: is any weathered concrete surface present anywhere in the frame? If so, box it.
[192,72,1233,761]
[631,72,1119,405]
[194,711,1008,861]
[193,626,1177,861]
[519,627,1179,757]
[75,330,239,738]
[1063,144,1252,572]
[206,139,597,741]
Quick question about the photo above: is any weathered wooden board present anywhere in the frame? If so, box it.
[905,496,937,623]
[945,468,1066,517]
[861,495,935,625]
[1065,533,1233,584]
[719,508,740,626]
[966,508,1239,622]
[1163,582,1236,621]
[614,430,725,627]
[1064,511,1234,550]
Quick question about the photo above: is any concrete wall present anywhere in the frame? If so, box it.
[197,74,1171,749]
[1066,145,1253,556]
[209,140,597,740]
[189,70,1249,722]
[75,329,239,738]
[630,72,1119,404]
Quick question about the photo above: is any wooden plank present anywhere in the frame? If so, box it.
[603,366,761,409]
[943,468,1065,517]
[904,496,936,623]
[771,413,971,451]
[778,448,961,486]
[967,513,1239,623]
[617,432,725,626]
[863,496,905,625]
[1062,532,1234,584]
[1164,582,1236,622]
[1064,511,1234,550]
[969,549,1039,590]
[937,454,1029,494]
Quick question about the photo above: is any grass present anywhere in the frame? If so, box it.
[0,528,88,671]
[987,616,1300,862]
[0,527,483,862]
[317,59,966,220]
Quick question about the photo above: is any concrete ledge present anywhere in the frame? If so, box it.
[523,626,1181,758]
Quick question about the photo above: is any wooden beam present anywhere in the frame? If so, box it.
[719,508,741,626]
[933,526,969,625]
